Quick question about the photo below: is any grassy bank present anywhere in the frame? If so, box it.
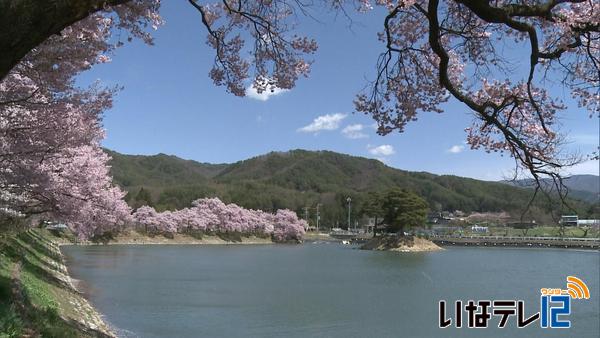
[0,229,113,338]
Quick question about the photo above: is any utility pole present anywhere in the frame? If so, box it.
[316,203,321,233]
[347,197,352,233]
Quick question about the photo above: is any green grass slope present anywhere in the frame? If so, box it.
[0,229,113,337]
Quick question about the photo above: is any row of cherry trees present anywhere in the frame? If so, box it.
[132,198,306,242]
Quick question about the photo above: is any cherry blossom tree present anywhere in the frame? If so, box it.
[132,205,162,233]
[0,1,162,237]
[131,198,305,242]
[191,198,231,232]
[174,207,210,233]
[270,209,307,242]
[37,146,133,240]
[249,209,275,235]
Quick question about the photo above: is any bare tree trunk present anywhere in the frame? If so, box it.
[0,0,129,80]
[558,225,566,238]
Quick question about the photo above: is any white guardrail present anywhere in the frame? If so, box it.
[430,235,600,242]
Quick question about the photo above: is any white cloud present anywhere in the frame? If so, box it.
[447,145,465,154]
[298,113,347,133]
[245,85,288,101]
[563,159,600,176]
[368,144,395,156]
[341,124,368,139]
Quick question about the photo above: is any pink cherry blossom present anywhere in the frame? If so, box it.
[131,198,305,242]
[0,1,162,238]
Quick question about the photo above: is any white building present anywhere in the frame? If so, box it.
[577,219,600,228]
[471,225,488,233]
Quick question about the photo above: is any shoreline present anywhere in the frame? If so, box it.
[51,230,276,246]
[50,229,599,250]
[59,238,275,246]
[53,242,116,337]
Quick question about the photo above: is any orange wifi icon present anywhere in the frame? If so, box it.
[566,276,590,300]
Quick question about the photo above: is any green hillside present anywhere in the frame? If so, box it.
[107,149,594,228]
[107,150,227,187]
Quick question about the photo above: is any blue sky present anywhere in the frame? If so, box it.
[79,1,599,181]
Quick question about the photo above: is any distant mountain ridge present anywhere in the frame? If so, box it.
[107,149,595,226]
[561,174,599,195]
[502,174,599,203]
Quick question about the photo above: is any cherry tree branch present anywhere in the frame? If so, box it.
[0,0,131,80]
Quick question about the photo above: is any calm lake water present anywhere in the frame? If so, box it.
[62,244,599,338]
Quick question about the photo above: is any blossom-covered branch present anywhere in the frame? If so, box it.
[353,0,598,203]
[0,0,162,80]
[188,0,318,96]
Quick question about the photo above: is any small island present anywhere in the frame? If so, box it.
[356,189,442,252]
[361,235,442,252]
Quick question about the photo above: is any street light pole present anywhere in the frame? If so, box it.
[346,197,352,232]
[316,203,321,233]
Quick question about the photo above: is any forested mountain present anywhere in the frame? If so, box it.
[107,150,227,186]
[108,149,595,227]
